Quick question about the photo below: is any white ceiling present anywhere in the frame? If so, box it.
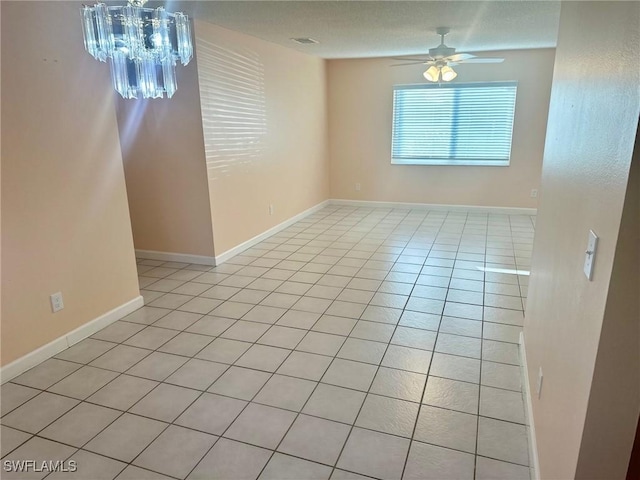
[176,1,561,59]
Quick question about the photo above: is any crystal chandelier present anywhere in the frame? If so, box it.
[81,0,193,99]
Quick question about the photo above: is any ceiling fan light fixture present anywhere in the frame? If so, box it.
[423,65,440,82]
[440,65,457,82]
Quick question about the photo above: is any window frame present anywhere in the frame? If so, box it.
[390,81,518,167]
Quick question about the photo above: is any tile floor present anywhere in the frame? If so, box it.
[1,206,535,479]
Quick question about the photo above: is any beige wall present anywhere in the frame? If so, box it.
[116,49,215,258]
[0,1,140,366]
[327,49,555,207]
[194,21,330,255]
[523,2,640,478]
[576,126,639,479]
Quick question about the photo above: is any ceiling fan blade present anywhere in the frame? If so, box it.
[446,53,476,62]
[391,61,431,67]
[391,57,432,62]
[458,57,505,64]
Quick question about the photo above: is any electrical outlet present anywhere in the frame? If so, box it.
[530,189,538,198]
[537,367,543,398]
[355,183,361,191]
[50,292,64,313]
[269,204,274,215]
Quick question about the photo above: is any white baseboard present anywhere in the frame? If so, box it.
[215,200,331,265]
[0,296,144,384]
[519,332,540,479]
[135,249,216,266]
[330,199,537,216]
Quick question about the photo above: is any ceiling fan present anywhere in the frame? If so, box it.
[392,27,504,82]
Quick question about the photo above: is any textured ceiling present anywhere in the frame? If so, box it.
[175,1,561,59]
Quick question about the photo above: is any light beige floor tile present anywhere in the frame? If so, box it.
[481,361,522,391]
[123,326,178,350]
[2,392,79,433]
[0,426,31,458]
[355,393,419,437]
[152,310,202,331]
[148,293,194,310]
[126,352,188,381]
[85,413,167,463]
[349,320,395,343]
[292,296,333,314]
[321,358,377,391]
[391,326,437,351]
[381,345,432,374]
[88,375,158,411]
[1,383,40,416]
[480,386,526,424]
[483,322,523,343]
[196,338,252,364]
[175,393,247,435]
[260,453,332,480]
[430,353,481,383]
[482,339,520,365]
[312,315,357,336]
[435,333,482,359]
[277,351,333,381]
[165,359,228,391]
[337,338,387,364]
[39,402,120,450]
[157,332,213,357]
[404,441,475,480]
[398,311,441,331]
[423,375,479,414]
[243,305,288,324]
[118,465,173,479]
[475,456,531,479]
[187,438,271,480]
[477,416,529,466]
[278,414,350,465]
[369,367,426,403]
[296,331,346,356]
[254,374,317,411]
[186,315,235,336]
[361,305,402,324]
[224,403,296,449]
[130,383,200,422]
[208,366,271,400]
[440,316,482,338]
[276,310,321,329]
[302,383,366,424]
[12,359,81,390]
[414,405,478,453]
[210,301,255,319]
[220,320,270,342]
[54,338,116,364]
[133,425,217,479]
[325,300,367,319]
[235,344,291,372]
[337,427,410,480]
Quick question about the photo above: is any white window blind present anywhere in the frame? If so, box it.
[391,82,517,166]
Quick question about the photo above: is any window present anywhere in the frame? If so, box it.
[391,82,517,166]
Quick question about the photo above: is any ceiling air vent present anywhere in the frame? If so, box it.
[290,37,319,45]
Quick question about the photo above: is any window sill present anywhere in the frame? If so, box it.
[391,158,510,167]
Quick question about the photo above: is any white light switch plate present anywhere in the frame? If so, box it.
[583,230,598,280]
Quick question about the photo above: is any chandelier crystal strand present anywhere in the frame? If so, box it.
[80,0,193,99]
